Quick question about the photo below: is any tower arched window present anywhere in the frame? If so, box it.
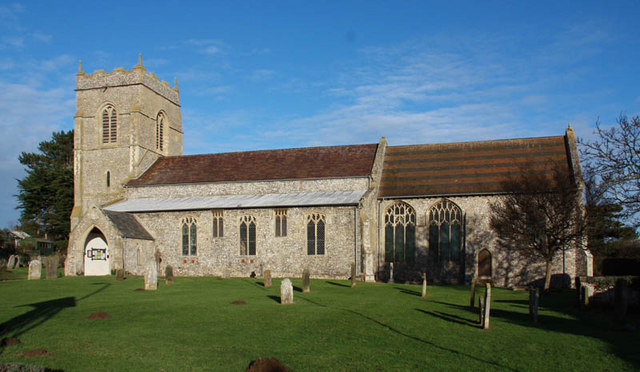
[384,202,416,263]
[181,217,197,256]
[102,105,117,144]
[428,200,462,262]
[156,112,165,151]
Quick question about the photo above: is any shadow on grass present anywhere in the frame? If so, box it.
[298,294,517,371]
[426,291,640,369]
[326,281,350,288]
[392,286,421,297]
[0,283,111,356]
[267,295,281,304]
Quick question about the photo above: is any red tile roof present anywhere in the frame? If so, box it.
[128,144,379,186]
[380,136,574,198]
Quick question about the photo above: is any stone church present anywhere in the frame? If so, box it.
[65,59,592,286]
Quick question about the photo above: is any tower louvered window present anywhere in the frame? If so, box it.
[307,214,325,255]
[102,105,117,144]
[156,113,165,151]
[428,200,462,262]
[384,202,416,263]
[239,216,256,255]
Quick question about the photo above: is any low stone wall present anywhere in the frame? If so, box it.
[577,276,640,307]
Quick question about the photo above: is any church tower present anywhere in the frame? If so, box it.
[70,56,183,229]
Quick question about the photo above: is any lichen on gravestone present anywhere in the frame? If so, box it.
[115,269,125,281]
[144,260,158,290]
[280,278,293,304]
[44,255,58,279]
[302,268,310,293]
[28,260,41,280]
[421,272,427,298]
[165,265,174,285]
[264,269,272,288]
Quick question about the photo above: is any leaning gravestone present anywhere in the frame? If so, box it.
[529,287,539,323]
[302,268,310,293]
[482,283,492,330]
[469,278,478,309]
[165,265,174,285]
[6,255,16,270]
[388,262,394,283]
[115,268,125,281]
[28,260,41,280]
[44,255,58,279]
[280,278,293,305]
[264,270,272,288]
[145,260,158,290]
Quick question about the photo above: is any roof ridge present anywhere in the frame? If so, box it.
[163,143,378,159]
[388,135,564,149]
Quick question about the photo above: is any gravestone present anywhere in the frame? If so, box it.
[421,273,428,298]
[6,255,16,270]
[388,262,394,283]
[165,265,174,285]
[223,268,230,279]
[115,269,125,281]
[281,278,293,305]
[482,283,492,329]
[264,270,272,288]
[28,260,41,280]
[529,287,539,323]
[469,278,478,309]
[302,268,310,293]
[14,256,21,268]
[614,278,629,325]
[478,296,485,324]
[145,260,158,290]
[44,255,58,279]
[350,263,357,288]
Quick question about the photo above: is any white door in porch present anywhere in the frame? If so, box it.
[85,236,110,276]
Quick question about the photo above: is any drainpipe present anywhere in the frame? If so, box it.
[378,199,382,277]
[122,237,126,273]
[354,207,359,274]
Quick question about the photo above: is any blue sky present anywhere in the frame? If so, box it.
[1,1,639,228]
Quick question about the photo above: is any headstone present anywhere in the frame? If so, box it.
[482,283,492,329]
[350,263,357,288]
[421,273,427,298]
[6,255,16,270]
[223,268,230,279]
[165,265,174,285]
[388,262,394,283]
[145,260,158,290]
[469,278,478,309]
[280,278,293,305]
[575,277,582,307]
[44,255,58,279]
[116,268,125,281]
[478,296,485,324]
[14,255,21,268]
[264,269,272,288]
[302,268,310,293]
[529,287,539,323]
[614,278,629,325]
[28,260,41,280]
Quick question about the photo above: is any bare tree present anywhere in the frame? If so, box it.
[489,165,585,290]
[579,115,640,224]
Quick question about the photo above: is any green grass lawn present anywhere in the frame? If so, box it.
[0,274,638,371]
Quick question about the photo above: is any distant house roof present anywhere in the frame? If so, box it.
[104,190,367,213]
[127,144,379,187]
[380,135,574,198]
[103,210,154,240]
[9,230,31,240]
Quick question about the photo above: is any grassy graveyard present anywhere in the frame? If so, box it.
[0,273,638,371]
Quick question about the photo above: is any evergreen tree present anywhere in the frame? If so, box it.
[16,130,73,242]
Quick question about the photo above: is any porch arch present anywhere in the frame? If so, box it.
[84,227,110,276]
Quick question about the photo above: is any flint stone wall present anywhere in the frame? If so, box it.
[129,205,356,278]
[379,195,588,286]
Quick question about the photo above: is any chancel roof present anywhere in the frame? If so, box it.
[128,144,378,187]
[380,135,575,198]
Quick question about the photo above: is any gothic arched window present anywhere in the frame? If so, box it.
[307,214,325,255]
[384,202,416,263]
[428,200,462,262]
[156,112,165,151]
[181,217,197,256]
[102,105,117,144]
[239,216,256,255]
